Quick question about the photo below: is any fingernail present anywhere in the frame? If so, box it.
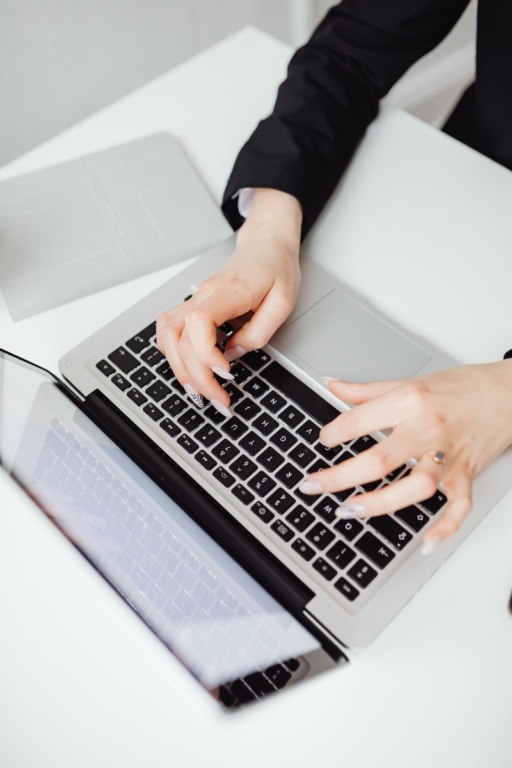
[210,399,232,418]
[212,366,235,381]
[421,534,445,556]
[225,345,247,362]
[298,481,324,495]
[335,503,367,519]
[320,376,340,384]
[184,383,204,408]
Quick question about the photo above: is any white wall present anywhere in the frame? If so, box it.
[0,0,293,166]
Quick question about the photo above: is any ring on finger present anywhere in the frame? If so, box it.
[422,450,446,467]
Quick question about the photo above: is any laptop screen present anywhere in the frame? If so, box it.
[0,350,336,709]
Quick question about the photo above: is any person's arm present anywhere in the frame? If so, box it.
[223,0,472,239]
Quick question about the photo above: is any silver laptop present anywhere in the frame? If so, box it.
[4,235,511,708]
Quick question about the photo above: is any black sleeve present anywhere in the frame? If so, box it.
[222,0,471,238]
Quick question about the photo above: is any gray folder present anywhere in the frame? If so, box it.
[0,133,231,320]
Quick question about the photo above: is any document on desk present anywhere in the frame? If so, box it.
[0,133,231,320]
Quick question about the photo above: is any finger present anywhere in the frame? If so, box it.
[178,325,231,407]
[421,470,473,552]
[331,452,445,519]
[320,381,412,447]
[324,378,403,405]
[157,317,196,393]
[299,430,419,496]
[226,285,296,354]
[184,290,249,370]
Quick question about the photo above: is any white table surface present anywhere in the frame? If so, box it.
[1,26,512,768]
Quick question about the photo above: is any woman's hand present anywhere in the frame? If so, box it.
[156,188,302,411]
[300,361,512,553]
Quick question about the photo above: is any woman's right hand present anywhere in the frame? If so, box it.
[156,188,303,411]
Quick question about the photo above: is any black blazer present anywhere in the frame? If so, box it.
[222,0,512,239]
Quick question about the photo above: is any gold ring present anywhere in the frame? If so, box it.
[424,450,446,467]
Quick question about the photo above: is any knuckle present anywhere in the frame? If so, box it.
[404,382,429,413]
[242,328,270,350]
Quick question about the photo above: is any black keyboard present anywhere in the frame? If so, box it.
[94,321,447,605]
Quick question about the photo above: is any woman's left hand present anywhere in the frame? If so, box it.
[300,361,512,553]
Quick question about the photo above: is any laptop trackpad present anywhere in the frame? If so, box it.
[275,289,432,383]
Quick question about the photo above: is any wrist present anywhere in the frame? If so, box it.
[237,188,302,251]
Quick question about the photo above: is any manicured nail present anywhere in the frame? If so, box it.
[335,503,367,519]
[225,345,247,362]
[212,366,235,381]
[421,534,444,556]
[184,383,204,408]
[298,481,324,495]
[210,399,232,418]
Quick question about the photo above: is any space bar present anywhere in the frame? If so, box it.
[260,361,340,426]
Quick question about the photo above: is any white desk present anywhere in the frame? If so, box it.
[1,27,512,768]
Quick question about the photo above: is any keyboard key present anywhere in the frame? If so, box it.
[96,359,115,376]
[325,541,356,569]
[275,463,303,489]
[213,467,235,487]
[361,479,381,492]
[234,398,261,421]
[143,403,163,421]
[146,381,172,403]
[195,424,221,447]
[291,538,315,561]
[260,391,286,414]
[217,321,235,338]
[161,395,187,417]
[177,434,198,454]
[315,442,344,460]
[155,361,174,381]
[204,405,228,424]
[334,450,355,465]
[313,497,338,524]
[395,505,430,533]
[355,532,395,568]
[223,382,244,405]
[306,522,336,551]
[195,450,216,471]
[251,501,274,523]
[286,505,315,532]
[419,490,447,514]
[351,435,378,453]
[288,443,316,469]
[333,486,357,503]
[127,387,147,406]
[108,346,140,374]
[334,577,360,601]
[313,557,337,581]
[221,416,249,440]
[271,519,294,542]
[126,322,156,352]
[243,377,269,398]
[231,484,255,505]
[140,346,165,366]
[269,428,297,452]
[248,471,276,497]
[334,517,364,541]
[172,380,186,395]
[308,458,329,474]
[241,349,271,370]
[264,664,292,690]
[261,361,340,426]
[257,447,285,472]
[160,418,180,438]
[230,455,257,480]
[368,515,413,550]
[230,362,251,385]
[279,405,305,429]
[112,373,131,391]
[130,366,155,388]
[296,420,320,444]
[267,489,295,514]
[294,487,317,506]
[252,413,279,436]
[244,672,275,697]
[347,559,377,588]
[178,408,205,432]
[212,439,239,463]
[386,464,407,482]
[239,431,266,456]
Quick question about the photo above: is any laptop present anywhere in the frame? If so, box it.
[3,235,512,709]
